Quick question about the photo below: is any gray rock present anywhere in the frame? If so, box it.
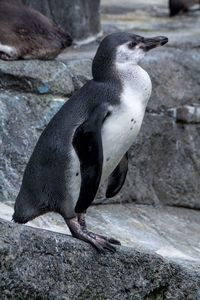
[141,48,200,111]
[0,217,200,300]
[0,58,92,204]
[1,202,200,265]
[0,91,66,203]
[0,59,92,96]
[23,0,101,42]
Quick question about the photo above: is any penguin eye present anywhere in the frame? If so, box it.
[128,41,137,49]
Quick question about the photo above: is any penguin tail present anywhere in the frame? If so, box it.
[12,189,40,224]
[12,210,29,224]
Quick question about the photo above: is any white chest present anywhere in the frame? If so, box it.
[101,65,152,181]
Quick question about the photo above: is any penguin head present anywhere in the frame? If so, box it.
[92,32,168,81]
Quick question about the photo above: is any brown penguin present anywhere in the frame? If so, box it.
[0,0,72,60]
[169,0,199,16]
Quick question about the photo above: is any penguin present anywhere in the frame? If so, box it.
[0,0,72,60]
[13,32,168,252]
[169,0,199,16]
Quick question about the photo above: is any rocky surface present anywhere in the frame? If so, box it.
[0,59,92,96]
[0,217,200,300]
[1,202,200,264]
[23,0,101,42]
[0,91,64,203]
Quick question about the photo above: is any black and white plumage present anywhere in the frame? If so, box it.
[13,32,168,252]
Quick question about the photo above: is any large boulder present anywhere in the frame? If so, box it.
[0,217,200,299]
[0,59,92,96]
[142,48,200,111]
[1,202,200,263]
[23,0,101,42]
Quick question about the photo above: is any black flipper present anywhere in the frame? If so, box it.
[73,103,109,213]
[106,153,128,198]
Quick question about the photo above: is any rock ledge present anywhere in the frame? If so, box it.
[0,218,199,300]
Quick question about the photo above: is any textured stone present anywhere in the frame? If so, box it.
[23,0,101,42]
[0,59,92,96]
[129,112,200,208]
[141,48,200,111]
[0,57,93,204]
[0,217,200,300]
[0,91,66,203]
[1,202,200,264]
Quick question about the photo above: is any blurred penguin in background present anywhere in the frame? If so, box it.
[0,0,72,60]
[169,0,200,16]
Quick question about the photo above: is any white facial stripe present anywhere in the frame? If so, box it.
[115,43,145,64]
[0,42,17,55]
[116,44,133,62]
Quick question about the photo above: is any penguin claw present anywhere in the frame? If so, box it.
[103,242,116,253]
[92,237,116,253]
[66,216,119,253]
[72,231,117,253]
[108,238,121,245]
[95,234,121,245]
[86,231,120,248]
[77,213,121,246]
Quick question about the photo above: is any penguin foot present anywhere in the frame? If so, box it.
[77,213,121,245]
[87,233,117,253]
[66,216,119,253]
[89,233,121,245]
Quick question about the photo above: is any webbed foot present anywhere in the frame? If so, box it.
[66,214,120,253]
[78,213,121,245]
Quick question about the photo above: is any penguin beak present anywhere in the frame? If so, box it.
[139,36,168,51]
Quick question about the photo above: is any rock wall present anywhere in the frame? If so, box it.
[0,218,200,299]
[0,46,200,209]
[22,0,101,42]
